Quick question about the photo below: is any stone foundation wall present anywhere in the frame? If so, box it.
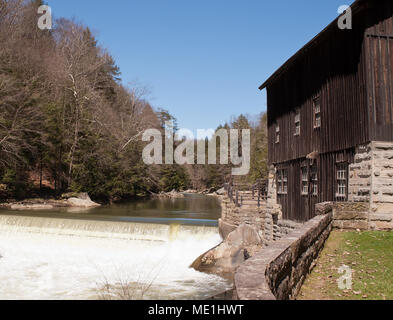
[234,213,333,300]
[264,166,283,242]
[348,141,393,230]
[349,144,373,203]
[316,201,393,231]
[369,141,393,230]
[316,202,370,230]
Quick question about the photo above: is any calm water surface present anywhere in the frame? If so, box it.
[1,193,221,225]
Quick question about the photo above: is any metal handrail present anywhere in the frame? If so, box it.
[224,179,268,208]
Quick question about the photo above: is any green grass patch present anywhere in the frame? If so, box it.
[298,230,393,300]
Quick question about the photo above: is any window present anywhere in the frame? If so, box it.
[277,170,282,194]
[310,165,318,196]
[336,163,348,200]
[294,110,301,136]
[275,125,280,144]
[277,169,288,195]
[301,166,308,195]
[313,97,321,129]
[283,169,288,194]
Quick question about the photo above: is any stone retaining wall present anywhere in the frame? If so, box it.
[234,212,333,300]
[316,201,393,231]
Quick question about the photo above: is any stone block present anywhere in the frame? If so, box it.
[369,212,393,222]
[373,141,393,150]
[335,220,369,230]
[369,221,393,230]
[372,195,393,203]
[333,202,369,212]
[371,203,393,214]
[333,210,368,220]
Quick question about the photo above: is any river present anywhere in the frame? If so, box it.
[0,194,231,300]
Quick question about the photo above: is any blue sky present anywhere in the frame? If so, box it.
[50,0,354,131]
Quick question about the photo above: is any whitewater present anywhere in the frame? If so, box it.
[0,215,231,300]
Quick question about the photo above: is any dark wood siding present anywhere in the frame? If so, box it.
[365,0,393,140]
[277,149,354,222]
[267,15,369,165]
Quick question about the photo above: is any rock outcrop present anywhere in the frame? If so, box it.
[191,224,263,276]
[66,193,101,208]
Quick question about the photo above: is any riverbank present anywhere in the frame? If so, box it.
[0,193,101,210]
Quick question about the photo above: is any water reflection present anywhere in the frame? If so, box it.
[0,194,222,226]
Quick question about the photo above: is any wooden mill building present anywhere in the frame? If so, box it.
[260,0,393,222]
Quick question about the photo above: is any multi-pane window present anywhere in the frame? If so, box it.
[313,97,321,129]
[283,170,288,194]
[336,163,348,200]
[277,170,283,194]
[277,169,288,195]
[275,125,280,144]
[294,110,301,136]
[301,166,308,195]
[310,165,318,196]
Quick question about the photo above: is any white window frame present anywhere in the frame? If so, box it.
[277,170,283,194]
[294,110,301,136]
[336,163,348,200]
[301,166,308,195]
[310,165,318,196]
[275,125,280,144]
[283,169,288,194]
[313,97,321,129]
[277,169,288,195]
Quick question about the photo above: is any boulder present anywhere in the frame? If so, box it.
[191,224,263,276]
[226,224,263,247]
[216,188,226,195]
[67,194,101,208]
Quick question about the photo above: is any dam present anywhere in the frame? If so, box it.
[0,195,231,300]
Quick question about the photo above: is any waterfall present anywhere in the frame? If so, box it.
[0,214,230,300]
[0,214,219,242]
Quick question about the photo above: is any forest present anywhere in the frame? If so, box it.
[0,0,268,202]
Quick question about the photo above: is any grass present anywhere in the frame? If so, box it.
[298,230,393,300]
